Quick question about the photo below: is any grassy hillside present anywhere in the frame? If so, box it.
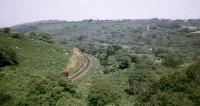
[0,32,78,105]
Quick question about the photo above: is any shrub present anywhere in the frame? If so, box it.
[186,60,200,84]
[58,78,77,94]
[141,92,194,106]
[135,69,200,106]
[28,32,55,43]
[135,55,154,69]
[56,97,84,106]
[128,70,153,95]
[88,80,121,106]
[181,28,191,33]
[103,56,118,73]
[17,77,80,106]
[0,47,18,67]
[153,48,169,58]
[3,27,11,33]
[11,32,22,39]
[38,33,55,43]
[152,72,187,92]
[0,92,11,105]
[128,54,139,63]
[162,54,182,68]
[115,50,131,69]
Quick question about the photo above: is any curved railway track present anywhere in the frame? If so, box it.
[69,53,92,80]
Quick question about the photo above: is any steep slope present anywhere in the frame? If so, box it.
[0,32,75,105]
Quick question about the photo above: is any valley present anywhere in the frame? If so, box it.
[0,19,200,106]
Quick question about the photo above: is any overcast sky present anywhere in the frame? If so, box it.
[0,0,200,27]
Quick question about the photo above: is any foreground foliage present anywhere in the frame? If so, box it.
[0,31,73,106]
[88,79,121,106]
[17,77,81,106]
[0,47,17,67]
[128,60,200,106]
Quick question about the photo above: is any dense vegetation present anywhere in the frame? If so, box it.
[88,79,121,106]
[0,19,199,105]
[0,47,18,67]
[0,30,80,106]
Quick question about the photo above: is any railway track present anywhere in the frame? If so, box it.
[69,53,92,80]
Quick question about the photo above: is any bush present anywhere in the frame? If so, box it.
[135,55,154,69]
[56,97,84,106]
[58,78,77,94]
[38,33,55,43]
[152,72,187,92]
[153,48,169,58]
[135,68,200,106]
[0,47,18,67]
[140,92,194,106]
[11,32,23,39]
[3,27,11,33]
[186,60,200,84]
[0,92,11,105]
[128,70,153,95]
[115,50,131,69]
[181,28,191,33]
[162,54,182,68]
[128,54,139,63]
[88,80,121,106]
[103,56,118,73]
[28,32,55,43]
[17,77,80,106]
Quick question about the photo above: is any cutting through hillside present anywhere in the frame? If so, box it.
[63,47,92,80]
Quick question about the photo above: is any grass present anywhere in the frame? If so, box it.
[0,32,72,105]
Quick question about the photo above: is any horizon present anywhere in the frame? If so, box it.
[9,18,200,27]
[1,0,200,27]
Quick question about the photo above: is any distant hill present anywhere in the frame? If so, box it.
[12,19,200,43]
[12,19,200,56]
